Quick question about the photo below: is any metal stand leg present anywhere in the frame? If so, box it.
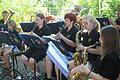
[0,53,24,80]
[29,60,40,80]
[58,69,62,80]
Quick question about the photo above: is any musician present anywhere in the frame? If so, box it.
[0,10,9,24]
[2,20,21,69]
[70,26,120,80]
[109,9,120,35]
[45,13,79,80]
[20,12,51,76]
[69,14,101,72]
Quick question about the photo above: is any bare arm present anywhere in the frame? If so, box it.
[89,72,110,80]
[87,46,102,55]
[76,44,101,55]
[56,32,76,47]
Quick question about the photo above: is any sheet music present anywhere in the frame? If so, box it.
[47,41,69,78]
[42,34,57,41]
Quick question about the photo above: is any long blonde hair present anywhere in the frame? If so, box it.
[83,14,100,31]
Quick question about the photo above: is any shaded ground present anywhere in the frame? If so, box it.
[0,56,46,80]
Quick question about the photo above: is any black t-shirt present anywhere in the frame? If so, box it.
[97,50,120,80]
[0,19,8,31]
[115,18,120,34]
[0,19,4,24]
[115,18,120,25]
[80,29,100,68]
[60,25,79,53]
[31,25,51,49]
[33,25,51,37]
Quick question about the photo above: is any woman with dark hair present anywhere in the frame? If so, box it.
[45,13,79,80]
[70,26,120,80]
[21,12,51,76]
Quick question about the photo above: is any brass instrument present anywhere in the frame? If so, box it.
[71,26,85,80]
[72,42,100,80]
[72,47,88,80]
[74,26,85,66]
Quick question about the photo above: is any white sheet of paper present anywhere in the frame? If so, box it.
[47,41,69,77]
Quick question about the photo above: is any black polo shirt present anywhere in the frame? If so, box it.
[97,50,120,80]
[80,29,100,69]
[0,19,8,31]
[33,25,51,37]
[60,25,79,53]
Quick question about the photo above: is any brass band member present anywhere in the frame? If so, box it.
[70,26,120,80]
[45,13,79,80]
[110,9,120,34]
[0,10,9,24]
[21,12,51,77]
[70,14,101,71]
[2,20,22,69]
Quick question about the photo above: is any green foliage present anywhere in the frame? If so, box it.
[0,0,120,26]
[0,0,42,25]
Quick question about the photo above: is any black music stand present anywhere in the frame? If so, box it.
[0,32,24,80]
[20,22,35,32]
[96,17,110,28]
[19,33,43,80]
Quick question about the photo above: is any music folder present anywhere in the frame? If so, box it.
[46,41,69,78]
[0,32,22,49]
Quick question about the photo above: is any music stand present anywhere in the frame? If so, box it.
[20,22,35,32]
[47,41,69,79]
[96,17,110,28]
[0,32,24,80]
[19,33,44,80]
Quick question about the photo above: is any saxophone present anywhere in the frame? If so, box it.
[72,26,86,80]
[72,41,100,80]
[74,26,85,66]
[72,47,88,80]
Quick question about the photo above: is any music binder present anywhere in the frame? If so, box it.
[0,32,22,49]
[46,41,69,78]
